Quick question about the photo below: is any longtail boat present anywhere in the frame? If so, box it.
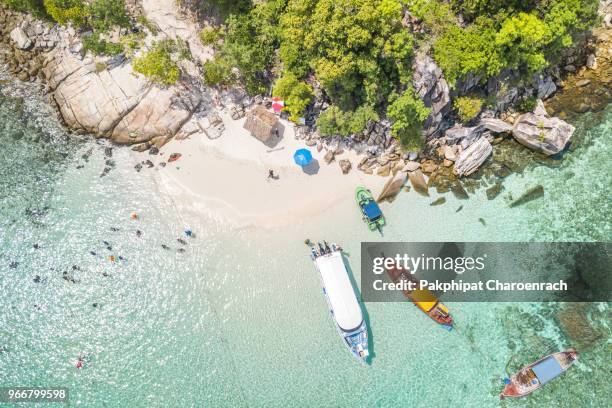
[500,349,578,399]
[385,261,453,330]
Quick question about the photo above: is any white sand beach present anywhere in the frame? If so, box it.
[149,112,389,229]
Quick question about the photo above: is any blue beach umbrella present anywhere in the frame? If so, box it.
[293,148,313,167]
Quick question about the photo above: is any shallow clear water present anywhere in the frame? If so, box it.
[0,77,610,407]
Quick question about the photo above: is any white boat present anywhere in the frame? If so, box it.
[310,241,369,363]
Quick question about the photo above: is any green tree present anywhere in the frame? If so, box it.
[386,89,430,151]
[494,12,552,73]
[453,96,484,122]
[317,105,379,137]
[88,0,130,32]
[43,0,88,26]
[273,73,314,122]
[202,57,233,87]
[1,0,46,15]
[82,32,123,55]
[132,41,181,86]
[281,0,413,110]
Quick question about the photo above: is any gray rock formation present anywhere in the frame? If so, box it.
[9,27,32,50]
[512,100,575,155]
[377,173,406,202]
[408,169,429,196]
[42,30,200,145]
[403,161,420,172]
[338,159,351,174]
[453,137,492,177]
[480,117,513,134]
[444,124,484,148]
[412,54,451,139]
[534,74,557,99]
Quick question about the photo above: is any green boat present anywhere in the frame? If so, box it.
[355,186,385,232]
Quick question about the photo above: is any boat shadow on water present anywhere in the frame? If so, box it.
[342,252,375,365]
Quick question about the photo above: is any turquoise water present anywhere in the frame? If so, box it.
[0,76,610,407]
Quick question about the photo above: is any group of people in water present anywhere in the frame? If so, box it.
[13,211,196,370]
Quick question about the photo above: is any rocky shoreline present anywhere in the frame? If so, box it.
[0,2,610,206]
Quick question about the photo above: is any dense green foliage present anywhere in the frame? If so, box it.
[200,0,597,147]
[386,89,430,150]
[82,32,123,55]
[424,0,599,86]
[43,0,87,26]
[7,0,599,151]
[279,0,421,137]
[453,96,484,122]
[1,0,46,16]
[3,0,131,35]
[88,0,129,32]
[199,27,223,47]
[272,73,314,122]
[202,57,233,87]
[280,0,413,110]
[132,41,181,86]
[317,105,380,137]
[202,0,284,94]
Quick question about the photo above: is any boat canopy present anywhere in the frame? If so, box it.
[316,252,364,332]
[532,357,564,385]
[410,289,437,312]
[362,200,382,220]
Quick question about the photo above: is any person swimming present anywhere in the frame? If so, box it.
[76,355,84,369]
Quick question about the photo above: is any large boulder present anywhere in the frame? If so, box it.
[534,74,557,99]
[412,54,451,139]
[512,101,575,155]
[454,137,492,177]
[43,32,200,144]
[10,27,32,50]
[480,117,513,134]
[338,159,352,174]
[408,169,429,196]
[444,124,484,148]
[377,173,406,202]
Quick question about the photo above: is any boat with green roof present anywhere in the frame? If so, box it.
[355,186,385,232]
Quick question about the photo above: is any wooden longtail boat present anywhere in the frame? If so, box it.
[385,262,453,329]
[500,349,578,399]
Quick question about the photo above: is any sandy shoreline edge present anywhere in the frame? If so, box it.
[145,113,389,229]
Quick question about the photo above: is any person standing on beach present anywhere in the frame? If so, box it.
[268,170,276,180]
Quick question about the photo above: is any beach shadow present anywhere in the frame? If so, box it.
[342,252,375,365]
[301,159,320,175]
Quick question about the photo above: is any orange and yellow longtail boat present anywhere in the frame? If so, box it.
[385,263,453,330]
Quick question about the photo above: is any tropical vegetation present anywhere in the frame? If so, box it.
[196,0,597,149]
[1,0,600,149]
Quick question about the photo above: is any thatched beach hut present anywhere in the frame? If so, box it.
[243,105,281,143]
